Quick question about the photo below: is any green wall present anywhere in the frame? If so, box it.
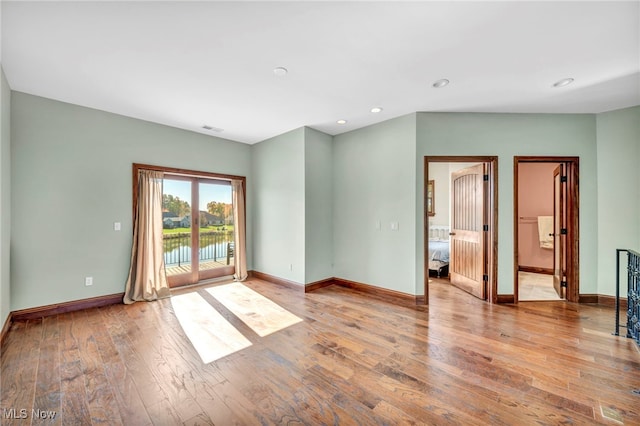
[251,126,334,285]
[6,88,639,313]
[596,106,640,296]
[0,68,10,326]
[10,92,252,310]
[333,114,417,294]
[332,112,599,297]
[251,127,306,284]
[416,112,598,295]
[304,127,333,284]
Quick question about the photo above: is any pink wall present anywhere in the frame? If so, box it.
[518,162,559,270]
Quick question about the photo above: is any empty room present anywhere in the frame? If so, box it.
[1,1,640,424]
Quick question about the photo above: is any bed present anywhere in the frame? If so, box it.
[428,225,450,278]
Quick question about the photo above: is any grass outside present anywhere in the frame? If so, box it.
[163,225,234,235]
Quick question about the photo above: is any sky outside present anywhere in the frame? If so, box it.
[163,179,232,211]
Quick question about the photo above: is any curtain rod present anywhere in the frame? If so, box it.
[133,163,245,182]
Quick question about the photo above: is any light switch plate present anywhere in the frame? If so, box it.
[114,222,121,231]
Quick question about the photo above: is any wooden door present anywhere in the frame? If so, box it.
[553,165,565,298]
[450,164,486,299]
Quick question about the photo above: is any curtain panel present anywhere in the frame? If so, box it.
[123,169,171,304]
[232,179,248,281]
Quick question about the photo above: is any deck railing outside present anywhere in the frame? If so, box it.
[164,231,234,267]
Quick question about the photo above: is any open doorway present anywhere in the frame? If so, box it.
[514,157,579,303]
[424,156,498,305]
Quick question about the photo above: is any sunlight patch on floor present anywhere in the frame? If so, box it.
[171,292,252,364]
[207,282,303,337]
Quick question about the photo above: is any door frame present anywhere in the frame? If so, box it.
[424,156,498,304]
[552,165,565,299]
[513,156,579,303]
[132,163,246,288]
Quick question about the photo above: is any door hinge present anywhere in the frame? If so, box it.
[483,174,489,181]
[561,281,568,288]
[483,224,489,232]
[483,274,489,282]
[560,228,567,235]
[560,175,567,183]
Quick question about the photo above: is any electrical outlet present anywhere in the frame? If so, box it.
[85,277,93,286]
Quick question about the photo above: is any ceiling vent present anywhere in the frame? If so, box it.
[202,125,224,132]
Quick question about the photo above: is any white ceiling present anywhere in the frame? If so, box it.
[2,1,639,144]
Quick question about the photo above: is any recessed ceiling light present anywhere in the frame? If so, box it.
[202,125,224,132]
[370,107,383,113]
[336,119,347,125]
[553,78,574,88]
[432,79,450,88]
[273,67,288,76]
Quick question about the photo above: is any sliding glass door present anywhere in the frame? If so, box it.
[162,176,235,286]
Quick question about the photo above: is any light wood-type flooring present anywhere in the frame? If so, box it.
[2,278,640,425]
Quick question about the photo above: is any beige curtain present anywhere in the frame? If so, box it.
[123,170,171,304]
[232,179,248,281]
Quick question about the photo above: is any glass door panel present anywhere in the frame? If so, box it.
[198,180,235,280]
[162,178,194,286]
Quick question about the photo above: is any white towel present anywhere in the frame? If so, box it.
[538,216,554,249]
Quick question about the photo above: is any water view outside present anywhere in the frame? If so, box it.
[163,231,234,266]
[163,178,234,276]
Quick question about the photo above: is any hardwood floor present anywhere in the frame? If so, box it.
[2,278,640,425]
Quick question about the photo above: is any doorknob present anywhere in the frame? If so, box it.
[449,232,456,236]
